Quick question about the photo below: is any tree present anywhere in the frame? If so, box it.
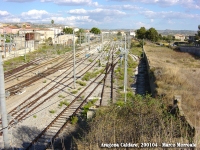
[76,28,85,44]
[136,27,146,39]
[117,31,122,36]
[51,20,54,26]
[145,27,159,42]
[63,27,73,34]
[195,25,200,44]
[90,27,101,34]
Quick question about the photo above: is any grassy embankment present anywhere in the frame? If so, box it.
[144,41,200,128]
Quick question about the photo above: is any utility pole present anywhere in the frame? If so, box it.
[9,33,11,54]
[73,29,76,89]
[0,50,9,149]
[88,34,90,51]
[24,34,26,63]
[4,32,6,58]
[79,32,81,46]
[124,34,127,103]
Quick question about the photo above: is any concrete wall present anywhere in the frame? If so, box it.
[179,46,200,56]
[143,47,157,97]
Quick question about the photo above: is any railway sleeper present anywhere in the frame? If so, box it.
[45,131,57,136]
[55,119,67,123]
[51,123,63,127]
[48,128,59,133]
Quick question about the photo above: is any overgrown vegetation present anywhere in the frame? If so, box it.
[70,116,79,125]
[75,95,193,149]
[81,69,104,81]
[49,109,56,114]
[3,43,72,71]
[58,100,69,107]
[144,42,200,129]
[81,98,98,118]
[76,80,86,86]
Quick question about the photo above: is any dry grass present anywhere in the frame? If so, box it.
[144,41,200,128]
[75,96,193,149]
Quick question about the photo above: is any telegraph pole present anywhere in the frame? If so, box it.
[73,29,76,89]
[0,49,9,149]
[4,32,6,58]
[124,34,127,103]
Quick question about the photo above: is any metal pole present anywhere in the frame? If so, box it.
[9,34,11,54]
[4,32,6,58]
[73,30,76,89]
[89,34,90,51]
[0,51,9,149]
[79,32,81,46]
[124,34,127,103]
[25,35,26,63]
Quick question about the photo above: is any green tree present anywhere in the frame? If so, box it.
[90,27,101,34]
[51,20,54,26]
[117,31,122,36]
[146,27,159,42]
[76,28,85,44]
[63,27,73,34]
[136,27,146,39]
[195,25,200,44]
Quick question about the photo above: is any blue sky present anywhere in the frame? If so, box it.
[0,0,199,30]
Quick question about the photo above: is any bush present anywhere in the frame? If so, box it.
[71,90,78,94]
[49,110,56,114]
[70,116,78,125]
[76,80,86,86]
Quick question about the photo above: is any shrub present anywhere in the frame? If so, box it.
[49,110,56,114]
[71,90,78,94]
[70,116,78,125]
[76,80,86,86]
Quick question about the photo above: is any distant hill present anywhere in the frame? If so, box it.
[158,29,196,36]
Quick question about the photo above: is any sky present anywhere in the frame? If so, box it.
[0,0,200,30]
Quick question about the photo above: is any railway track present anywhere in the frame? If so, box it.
[0,42,110,133]
[0,41,115,149]
[25,56,119,150]
[5,51,86,96]
[4,58,43,79]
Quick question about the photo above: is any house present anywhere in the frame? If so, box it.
[53,34,78,46]
[174,34,185,41]
[19,28,54,44]
[0,26,19,34]
[48,27,62,36]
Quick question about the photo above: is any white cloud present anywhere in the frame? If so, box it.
[51,16,99,26]
[21,10,49,19]
[40,0,99,6]
[134,21,150,29]
[4,0,35,2]
[0,10,9,16]
[0,10,21,23]
[68,8,126,16]
[141,10,200,20]
[110,0,200,9]
[68,8,126,24]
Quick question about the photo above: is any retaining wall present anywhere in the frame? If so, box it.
[179,46,200,56]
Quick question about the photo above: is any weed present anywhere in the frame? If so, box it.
[71,90,78,94]
[70,116,78,125]
[58,95,65,98]
[76,80,86,86]
[33,115,37,118]
[49,110,56,114]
